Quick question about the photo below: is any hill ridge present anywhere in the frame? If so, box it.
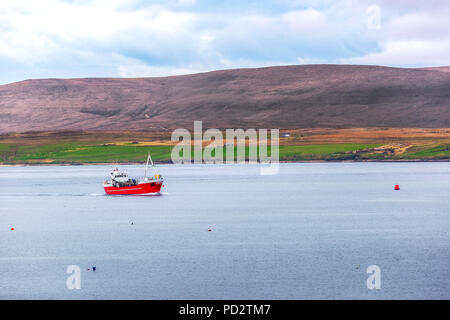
[1,64,449,133]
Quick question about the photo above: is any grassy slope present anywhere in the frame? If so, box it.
[0,143,172,164]
[279,144,378,161]
[0,140,449,164]
[399,144,450,159]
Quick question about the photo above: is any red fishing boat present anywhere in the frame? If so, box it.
[103,153,164,195]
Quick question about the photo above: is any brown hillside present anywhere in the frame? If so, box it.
[0,64,449,133]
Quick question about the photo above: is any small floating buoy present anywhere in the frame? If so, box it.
[208,228,212,232]
[10,227,14,231]
[394,184,400,190]
[131,222,134,225]
[93,266,96,271]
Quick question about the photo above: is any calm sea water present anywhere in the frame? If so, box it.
[0,163,449,299]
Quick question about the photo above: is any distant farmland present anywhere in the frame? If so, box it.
[1,128,448,164]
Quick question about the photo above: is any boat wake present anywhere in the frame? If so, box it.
[0,192,167,197]
[0,192,106,197]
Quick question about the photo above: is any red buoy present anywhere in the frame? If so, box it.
[10,227,14,231]
[394,184,400,190]
[208,228,212,232]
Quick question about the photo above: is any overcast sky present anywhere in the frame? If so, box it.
[0,0,449,84]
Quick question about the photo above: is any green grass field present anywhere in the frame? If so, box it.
[278,144,380,160]
[0,143,172,164]
[1,140,448,164]
[399,144,450,159]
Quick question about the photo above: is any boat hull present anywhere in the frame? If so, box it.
[104,181,163,195]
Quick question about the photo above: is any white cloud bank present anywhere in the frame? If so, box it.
[0,0,449,83]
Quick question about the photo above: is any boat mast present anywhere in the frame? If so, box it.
[145,153,150,178]
[145,152,157,179]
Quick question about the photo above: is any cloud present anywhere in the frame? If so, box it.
[341,2,450,67]
[114,54,207,77]
[281,9,328,36]
[342,40,450,66]
[0,0,448,84]
[0,1,336,83]
[386,11,450,41]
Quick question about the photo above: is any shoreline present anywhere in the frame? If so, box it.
[1,159,449,167]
